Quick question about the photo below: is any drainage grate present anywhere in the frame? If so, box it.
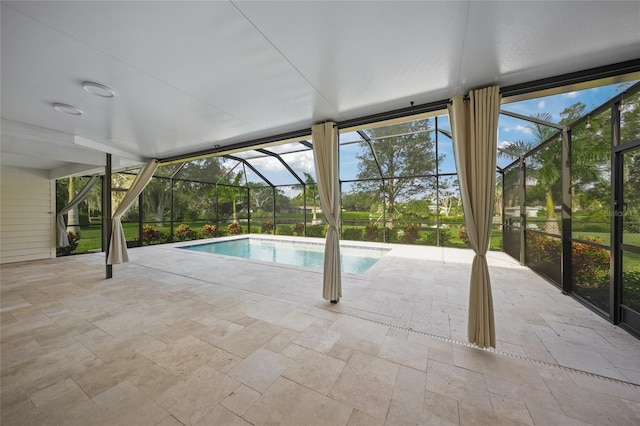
[307,305,640,389]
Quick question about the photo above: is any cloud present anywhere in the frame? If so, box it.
[499,141,513,149]
[537,100,546,109]
[249,151,315,176]
[563,91,579,98]
[501,124,532,134]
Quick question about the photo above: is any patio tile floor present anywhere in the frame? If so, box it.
[2,236,639,425]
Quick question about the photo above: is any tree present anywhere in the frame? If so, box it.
[294,173,319,223]
[355,120,438,228]
[143,178,168,226]
[499,113,560,233]
[171,158,224,221]
[249,184,273,212]
[498,102,614,234]
[216,171,245,223]
[67,177,81,234]
[342,190,377,212]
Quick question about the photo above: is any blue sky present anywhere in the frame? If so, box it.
[229,80,637,188]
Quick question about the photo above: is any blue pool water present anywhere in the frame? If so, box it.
[180,238,389,274]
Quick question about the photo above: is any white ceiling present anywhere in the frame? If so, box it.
[1,1,639,178]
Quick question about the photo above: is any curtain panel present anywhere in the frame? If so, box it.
[56,175,100,248]
[311,122,342,302]
[448,86,501,348]
[107,159,159,265]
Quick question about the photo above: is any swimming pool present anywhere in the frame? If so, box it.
[180,237,390,274]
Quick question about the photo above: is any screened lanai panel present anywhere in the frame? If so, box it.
[153,163,184,178]
[369,119,437,179]
[174,158,224,184]
[524,139,562,235]
[502,162,520,260]
[570,108,614,312]
[436,122,456,174]
[572,110,612,239]
[172,180,217,238]
[278,149,316,183]
[112,171,140,243]
[339,132,363,181]
[249,185,275,234]
[341,181,381,242]
[621,87,640,145]
[55,176,103,255]
[274,185,308,236]
[141,176,171,245]
[523,137,562,285]
[437,175,473,248]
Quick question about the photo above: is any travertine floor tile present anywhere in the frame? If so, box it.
[378,335,429,371]
[158,365,240,425]
[227,347,292,392]
[283,347,346,394]
[328,350,399,419]
[93,380,168,426]
[139,335,228,379]
[425,359,493,413]
[244,377,352,426]
[3,244,640,426]
[194,405,252,426]
[346,409,384,426]
[214,320,284,357]
[220,384,262,416]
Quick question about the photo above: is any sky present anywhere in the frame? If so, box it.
[221,80,637,189]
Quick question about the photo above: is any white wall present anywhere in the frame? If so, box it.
[1,166,56,264]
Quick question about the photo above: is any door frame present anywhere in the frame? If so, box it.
[612,138,640,334]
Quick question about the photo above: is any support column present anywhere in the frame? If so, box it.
[561,127,572,294]
[104,154,112,279]
[611,102,622,323]
[519,157,526,265]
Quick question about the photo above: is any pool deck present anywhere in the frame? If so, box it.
[2,234,640,425]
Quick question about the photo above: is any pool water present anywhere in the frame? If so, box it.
[180,238,389,274]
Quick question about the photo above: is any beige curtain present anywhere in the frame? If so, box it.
[57,175,100,248]
[107,159,159,265]
[312,122,342,302]
[448,86,500,348]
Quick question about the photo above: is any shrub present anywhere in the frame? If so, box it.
[459,228,470,246]
[227,222,243,235]
[261,220,274,234]
[364,223,380,242]
[175,224,197,241]
[342,227,363,241]
[439,228,453,246]
[56,232,79,256]
[402,223,420,244]
[292,221,305,236]
[386,226,400,242]
[277,224,293,236]
[307,224,325,238]
[201,224,218,238]
[526,232,610,289]
[142,225,168,245]
[572,237,610,288]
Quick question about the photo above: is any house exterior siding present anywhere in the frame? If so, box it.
[1,167,56,264]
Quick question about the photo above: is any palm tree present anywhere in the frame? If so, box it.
[294,173,320,223]
[499,113,561,233]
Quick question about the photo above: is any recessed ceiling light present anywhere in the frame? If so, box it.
[53,103,83,115]
[82,81,116,98]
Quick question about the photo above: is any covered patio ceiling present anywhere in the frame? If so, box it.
[1,1,639,178]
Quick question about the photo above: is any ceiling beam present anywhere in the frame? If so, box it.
[74,136,145,162]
